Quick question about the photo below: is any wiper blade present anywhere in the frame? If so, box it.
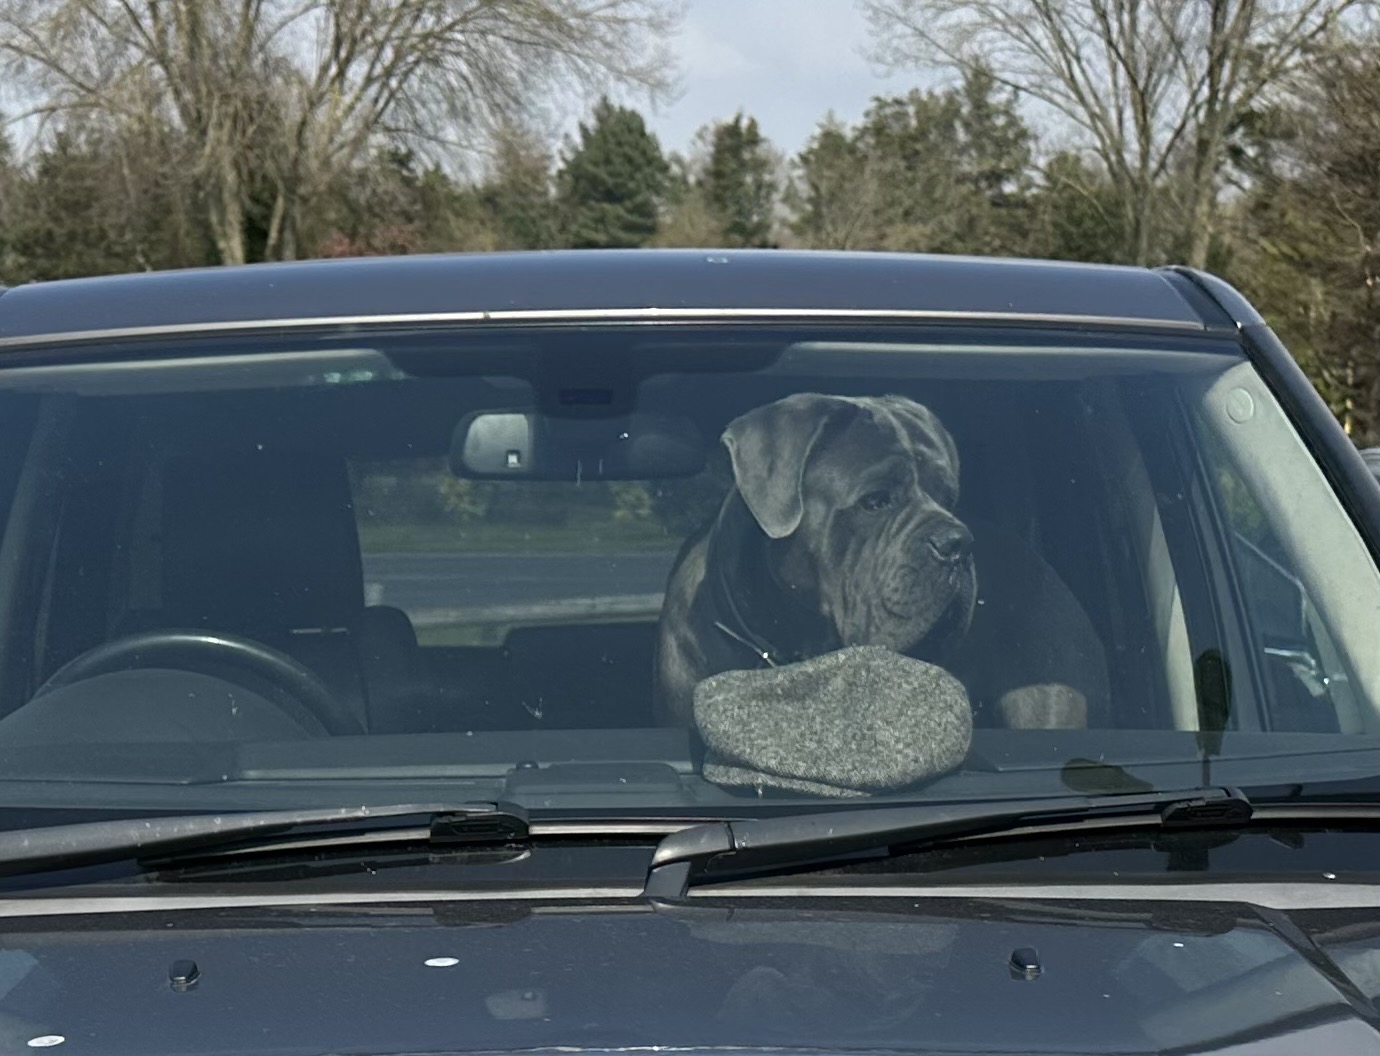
[0,802,530,877]
[645,786,1254,897]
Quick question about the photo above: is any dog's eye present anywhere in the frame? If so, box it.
[859,490,893,512]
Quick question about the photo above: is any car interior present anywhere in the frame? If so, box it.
[0,334,1374,798]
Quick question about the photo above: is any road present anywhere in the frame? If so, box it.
[360,551,677,612]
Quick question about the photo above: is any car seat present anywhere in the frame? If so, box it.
[124,449,437,734]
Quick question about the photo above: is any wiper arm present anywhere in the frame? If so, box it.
[0,802,531,877]
[0,788,1262,884]
[645,786,1254,898]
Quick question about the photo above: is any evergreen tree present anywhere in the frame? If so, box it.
[703,113,777,247]
[953,65,1034,254]
[11,123,200,279]
[481,125,557,250]
[789,72,1033,255]
[851,88,967,251]
[654,159,725,248]
[557,98,669,248]
[1030,152,1128,264]
[314,147,427,257]
[1229,39,1380,442]
[0,125,18,283]
[788,116,873,249]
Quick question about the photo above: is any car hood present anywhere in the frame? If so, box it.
[1,892,1379,1055]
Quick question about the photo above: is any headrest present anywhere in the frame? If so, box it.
[694,645,972,798]
[159,450,364,632]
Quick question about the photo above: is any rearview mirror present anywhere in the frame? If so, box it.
[450,411,706,480]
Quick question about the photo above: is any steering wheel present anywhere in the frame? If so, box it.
[32,630,352,736]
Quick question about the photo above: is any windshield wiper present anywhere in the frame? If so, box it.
[0,802,534,877]
[644,786,1256,897]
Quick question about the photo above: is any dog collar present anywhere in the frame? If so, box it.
[712,619,778,668]
[706,553,785,669]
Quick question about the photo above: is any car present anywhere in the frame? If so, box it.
[0,249,1378,1054]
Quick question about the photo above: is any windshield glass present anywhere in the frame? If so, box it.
[0,322,1376,816]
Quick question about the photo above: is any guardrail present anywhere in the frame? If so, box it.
[405,592,665,629]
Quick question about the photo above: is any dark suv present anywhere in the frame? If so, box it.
[0,250,1378,1055]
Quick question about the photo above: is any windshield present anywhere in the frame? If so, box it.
[0,322,1376,816]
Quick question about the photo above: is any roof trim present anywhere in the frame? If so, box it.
[1157,266,1266,328]
[0,304,1207,351]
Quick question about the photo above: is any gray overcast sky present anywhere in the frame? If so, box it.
[7,1,926,164]
[638,0,923,158]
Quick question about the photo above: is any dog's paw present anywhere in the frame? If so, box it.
[998,683,1088,729]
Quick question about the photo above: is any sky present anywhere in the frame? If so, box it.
[5,0,927,165]
[635,0,923,158]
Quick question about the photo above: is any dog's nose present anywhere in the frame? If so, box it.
[927,522,972,564]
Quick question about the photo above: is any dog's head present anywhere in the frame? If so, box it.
[722,393,976,657]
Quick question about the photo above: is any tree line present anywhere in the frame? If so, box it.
[3,1,1380,438]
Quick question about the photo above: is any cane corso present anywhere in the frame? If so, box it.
[654,392,1103,729]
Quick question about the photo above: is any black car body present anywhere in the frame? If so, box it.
[1,251,1380,1055]
[1359,447,1380,486]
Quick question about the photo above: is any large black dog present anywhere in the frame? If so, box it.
[653,393,1107,729]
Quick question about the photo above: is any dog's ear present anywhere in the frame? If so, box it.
[873,394,960,486]
[721,394,851,539]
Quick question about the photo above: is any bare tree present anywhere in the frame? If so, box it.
[788,117,890,251]
[1,0,679,265]
[1235,35,1380,438]
[862,0,1363,267]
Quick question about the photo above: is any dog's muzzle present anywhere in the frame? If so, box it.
[926,521,973,564]
[882,518,973,620]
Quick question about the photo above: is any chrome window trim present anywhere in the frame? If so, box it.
[0,305,1208,351]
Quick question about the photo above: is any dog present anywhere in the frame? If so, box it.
[655,393,979,726]
[654,392,1105,730]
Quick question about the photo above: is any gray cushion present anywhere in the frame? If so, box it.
[694,645,972,797]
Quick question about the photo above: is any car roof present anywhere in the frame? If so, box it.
[0,249,1247,348]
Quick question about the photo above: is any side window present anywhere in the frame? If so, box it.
[1203,442,1357,733]
[347,459,722,645]
[0,395,43,700]
[0,394,39,533]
